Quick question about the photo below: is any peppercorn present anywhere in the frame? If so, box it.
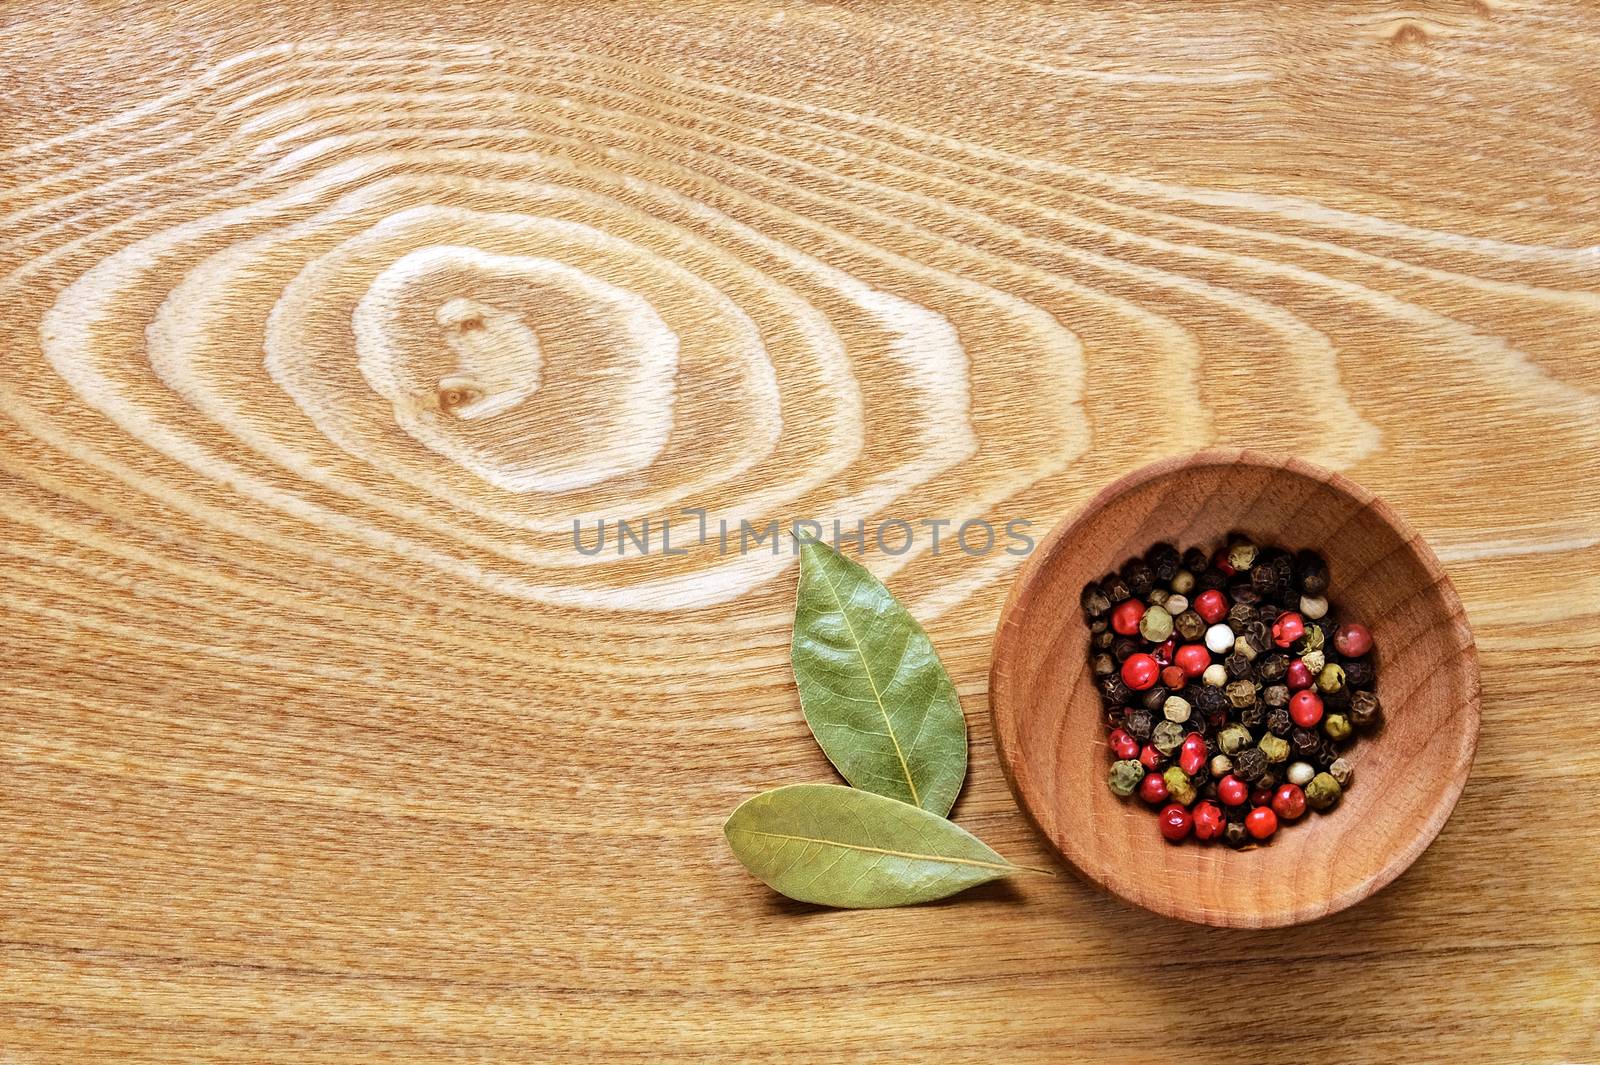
[1158,803,1192,841]
[1285,659,1311,691]
[1202,663,1227,687]
[1263,683,1290,708]
[1287,760,1315,787]
[1239,702,1266,729]
[1092,629,1114,651]
[1148,587,1170,608]
[1271,611,1305,648]
[1139,743,1164,770]
[1217,774,1248,806]
[1344,659,1375,689]
[1297,624,1325,655]
[1224,820,1250,848]
[1171,569,1196,595]
[1229,581,1260,607]
[1300,648,1326,675]
[1092,653,1116,677]
[1257,654,1287,683]
[1110,599,1143,637]
[1316,662,1345,694]
[1257,733,1290,764]
[1160,665,1184,689]
[1164,593,1190,617]
[1258,601,1282,626]
[1121,558,1154,598]
[1272,783,1307,821]
[1182,546,1209,572]
[1328,757,1354,788]
[1289,728,1321,761]
[1108,759,1144,796]
[1152,720,1185,755]
[1174,643,1209,679]
[1112,636,1141,662]
[1243,621,1272,655]
[1192,800,1224,842]
[1245,806,1278,840]
[1323,712,1353,742]
[1266,705,1293,737]
[1194,685,1228,717]
[1227,539,1258,572]
[1147,542,1180,581]
[1349,690,1381,728]
[1139,686,1169,713]
[1257,768,1279,791]
[1122,653,1160,691]
[1193,590,1229,625]
[1304,772,1342,811]
[1233,746,1267,783]
[1138,772,1169,804]
[1225,651,1253,679]
[1296,550,1329,595]
[1163,695,1193,724]
[1100,675,1131,706]
[1081,582,1112,618]
[1163,766,1196,806]
[1174,610,1207,643]
[1227,602,1258,629]
[1123,706,1154,742]
[1152,638,1176,666]
[1218,723,1254,755]
[1225,679,1258,709]
[1249,784,1274,808]
[1210,753,1233,778]
[1178,732,1207,776]
[1334,622,1373,658]
[1231,637,1259,665]
[1300,594,1328,620]
[1139,606,1174,644]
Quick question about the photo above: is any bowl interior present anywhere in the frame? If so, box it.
[990,452,1479,927]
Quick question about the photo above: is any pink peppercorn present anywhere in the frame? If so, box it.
[1193,589,1229,625]
[1192,800,1225,841]
[1272,783,1307,821]
[1334,622,1374,658]
[1272,611,1306,648]
[1111,599,1145,636]
[1245,806,1278,840]
[1121,653,1160,691]
[1290,689,1324,728]
[1286,658,1312,691]
[1139,744,1163,771]
[1158,803,1193,841]
[1109,728,1140,760]
[1178,733,1207,776]
[1175,643,1211,678]
[1138,773,1170,805]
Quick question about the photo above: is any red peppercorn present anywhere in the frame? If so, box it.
[1193,589,1229,625]
[1245,805,1278,840]
[1174,643,1211,679]
[1272,783,1307,821]
[1290,689,1325,728]
[1138,772,1170,805]
[1249,785,1274,808]
[1108,728,1140,760]
[1192,800,1224,841]
[1217,774,1248,806]
[1121,653,1160,691]
[1286,658,1312,691]
[1158,803,1193,841]
[1271,611,1305,648]
[1161,665,1185,689]
[1334,622,1373,658]
[1111,599,1145,636]
[1139,744,1163,771]
[1152,638,1176,666]
[1178,733,1207,776]
[1213,551,1235,576]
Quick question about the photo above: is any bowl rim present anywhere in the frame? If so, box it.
[989,448,1482,927]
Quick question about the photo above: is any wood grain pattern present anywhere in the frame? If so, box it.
[2,1,1598,1060]
[991,450,1480,927]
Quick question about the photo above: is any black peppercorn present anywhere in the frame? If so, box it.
[1124,706,1154,742]
[1243,621,1272,655]
[1267,705,1293,737]
[1091,629,1114,651]
[1081,582,1111,618]
[1228,582,1261,607]
[1233,746,1268,782]
[1239,702,1265,729]
[1258,602,1282,626]
[1297,550,1329,595]
[1225,679,1258,709]
[1349,689,1381,728]
[1194,569,1227,593]
[1224,651,1253,679]
[1227,602,1258,629]
[1289,728,1322,761]
[1112,636,1141,662]
[1141,685,1170,712]
[1099,675,1132,706]
[1263,683,1289,708]
[1257,653,1288,683]
[1343,659,1375,689]
[1089,617,1108,635]
[1194,685,1227,715]
[1103,574,1131,603]
[1092,652,1116,677]
[1121,558,1155,599]
[1182,546,1209,572]
[1146,542,1180,582]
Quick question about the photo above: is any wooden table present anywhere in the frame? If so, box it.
[3,2,1597,1060]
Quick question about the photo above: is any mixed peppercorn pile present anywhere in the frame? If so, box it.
[1082,539,1380,847]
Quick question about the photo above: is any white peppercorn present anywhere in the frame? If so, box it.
[1287,760,1315,786]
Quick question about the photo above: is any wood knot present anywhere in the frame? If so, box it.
[1391,21,1428,45]
[437,375,485,414]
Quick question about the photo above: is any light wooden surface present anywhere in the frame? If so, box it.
[2,2,1598,1061]
[991,451,1481,928]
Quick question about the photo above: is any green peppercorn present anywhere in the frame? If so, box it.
[1316,662,1346,694]
[1233,747,1268,782]
[1225,679,1258,709]
[1210,753,1232,777]
[1349,690,1381,727]
[1092,652,1116,677]
[1323,712,1353,742]
[1139,606,1174,643]
[1163,766,1196,806]
[1263,683,1290,708]
[1224,820,1250,848]
[1175,610,1207,642]
[1305,772,1342,811]
[1163,695,1192,723]
[1257,733,1290,764]
[1148,587,1170,608]
[1301,649,1326,675]
[1108,759,1144,796]
[1228,540,1258,572]
[1218,723,1254,755]
[1164,593,1189,616]
[1152,720,1185,755]
[1171,569,1196,595]
[1328,757,1354,788]
[1297,626,1325,655]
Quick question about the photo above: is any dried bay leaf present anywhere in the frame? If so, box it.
[791,537,967,816]
[724,784,1042,908]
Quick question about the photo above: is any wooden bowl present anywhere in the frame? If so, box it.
[990,450,1480,927]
